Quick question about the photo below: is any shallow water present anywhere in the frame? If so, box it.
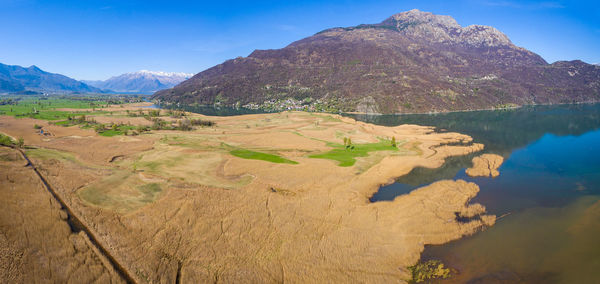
[347,104,600,283]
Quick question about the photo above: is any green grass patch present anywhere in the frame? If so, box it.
[0,97,107,121]
[0,133,15,147]
[309,140,398,167]
[137,183,163,203]
[97,125,136,137]
[78,171,164,213]
[25,148,78,163]
[230,148,298,164]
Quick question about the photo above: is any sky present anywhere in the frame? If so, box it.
[0,0,598,80]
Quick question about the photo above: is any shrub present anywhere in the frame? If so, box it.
[33,124,42,129]
[149,110,161,117]
[136,125,149,133]
[0,134,14,146]
[16,137,24,148]
[94,124,105,133]
[177,119,193,131]
[408,260,452,283]
[190,119,215,127]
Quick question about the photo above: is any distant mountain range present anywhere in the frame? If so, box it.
[84,70,193,94]
[153,9,600,114]
[0,63,101,94]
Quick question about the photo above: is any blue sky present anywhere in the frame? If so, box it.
[0,0,598,80]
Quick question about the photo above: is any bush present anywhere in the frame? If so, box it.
[16,137,24,148]
[94,124,105,133]
[190,119,215,127]
[167,109,186,118]
[408,260,452,283]
[0,134,14,146]
[136,125,149,133]
[177,119,193,131]
[149,110,161,117]
[33,124,42,129]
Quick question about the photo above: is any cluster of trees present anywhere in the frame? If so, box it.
[0,98,21,105]
[147,118,215,131]
[126,109,187,119]
[343,137,354,150]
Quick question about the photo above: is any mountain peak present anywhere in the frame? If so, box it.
[0,62,100,94]
[85,70,195,94]
[27,65,42,71]
[379,10,511,47]
[383,9,460,29]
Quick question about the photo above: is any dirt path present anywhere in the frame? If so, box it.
[1,145,133,283]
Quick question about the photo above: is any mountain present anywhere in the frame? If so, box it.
[0,63,101,94]
[153,9,600,114]
[85,70,193,94]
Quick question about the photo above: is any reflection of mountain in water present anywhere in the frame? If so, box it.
[348,103,600,157]
[354,103,600,198]
[157,104,269,116]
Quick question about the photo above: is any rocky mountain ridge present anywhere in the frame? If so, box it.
[0,63,101,94]
[85,70,193,94]
[153,9,600,114]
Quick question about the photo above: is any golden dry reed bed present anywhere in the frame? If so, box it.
[1,105,496,283]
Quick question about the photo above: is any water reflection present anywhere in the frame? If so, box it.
[156,104,269,116]
[350,104,600,283]
[347,103,600,157]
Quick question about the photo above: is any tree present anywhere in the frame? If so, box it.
[391,137,396,147]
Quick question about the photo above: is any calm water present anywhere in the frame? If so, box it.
[153,104,269,116]
[347,104,600,283]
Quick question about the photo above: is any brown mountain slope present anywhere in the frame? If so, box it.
[153,9,600,114]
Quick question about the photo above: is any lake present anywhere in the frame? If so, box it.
[347,103,600,283]
[152,103,270,116]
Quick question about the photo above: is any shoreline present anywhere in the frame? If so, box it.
[151,99,600,117]
[0,103,495,282]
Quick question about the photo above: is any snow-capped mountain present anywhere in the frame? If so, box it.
[84,70,194,94]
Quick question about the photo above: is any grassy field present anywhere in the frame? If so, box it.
[78,171,165,213]
[97,125,137,137]
[230,148,299,164]
[0,97,109,120]
[309,140,399,167]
